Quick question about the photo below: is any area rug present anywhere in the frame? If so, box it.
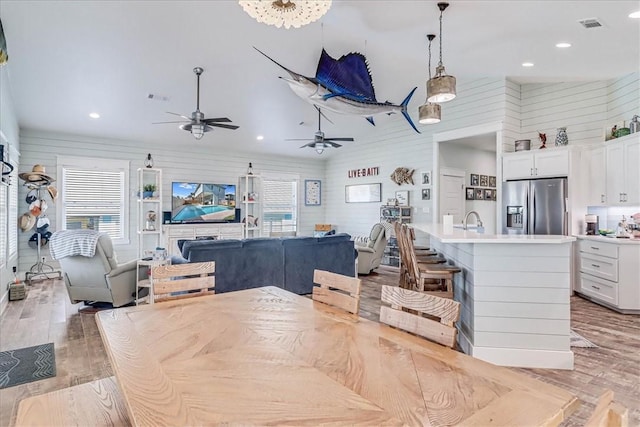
[570,330,598,348]
[0,342,56,389]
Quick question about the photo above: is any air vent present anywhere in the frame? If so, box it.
[147,93,170,102]
[578,18,603,29]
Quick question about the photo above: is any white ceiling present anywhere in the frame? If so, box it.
[1,1,639,159]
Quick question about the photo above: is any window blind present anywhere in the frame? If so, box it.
[8,164,18,257]
[62,168,125,240]
[262,179,298,234]
[0,183,6,267]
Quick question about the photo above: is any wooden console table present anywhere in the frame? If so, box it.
[97,286,579,426]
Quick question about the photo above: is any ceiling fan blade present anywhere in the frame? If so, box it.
[166,112,192,120]
[324,137,354,142]
[203,117,232,123]
[207,123,239,130]
[326,141,343,148]
[152,120,190,124]
[300,142,317,148]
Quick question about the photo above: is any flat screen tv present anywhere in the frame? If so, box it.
[171,182,237,223]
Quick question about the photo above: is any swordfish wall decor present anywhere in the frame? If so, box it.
[255,47,420,134]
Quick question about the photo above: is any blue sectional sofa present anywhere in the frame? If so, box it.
[175,234,356,295]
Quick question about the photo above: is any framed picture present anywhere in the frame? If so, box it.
[421,188,430,200]
[345,183,382,203]
[465,187,475,200]
[489,176,496,187]
[304,179,321,206]
[421,171,431,185]
[475,188,484,200]
[484,189,494,200]
[480,175,488,187]
[470,174,479,186]
[395,190,409,206]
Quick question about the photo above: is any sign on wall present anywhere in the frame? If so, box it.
[347,167,379,178]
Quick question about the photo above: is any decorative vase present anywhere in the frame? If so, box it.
[554,127,568,146]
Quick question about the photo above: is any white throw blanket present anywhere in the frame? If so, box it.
[50,229,103,260]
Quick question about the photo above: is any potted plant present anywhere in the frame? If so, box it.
[143,184,157,199]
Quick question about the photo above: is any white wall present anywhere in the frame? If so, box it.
[324,77,509,239]
[17,130,326,272]
[439,144,498,234]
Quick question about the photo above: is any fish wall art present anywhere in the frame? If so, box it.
[390,167,415,185]
[255,47,419,134]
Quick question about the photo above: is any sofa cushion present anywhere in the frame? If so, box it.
[181,239,241,260]
[316,233,351,244]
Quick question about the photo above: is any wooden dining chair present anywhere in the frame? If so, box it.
[312,269,361,314]
[151,261,215,303]
[379,285,460,348]
[585,389,629,427]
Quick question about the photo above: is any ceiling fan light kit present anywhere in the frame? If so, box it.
[426,2,457,104]
[238,0,332,29]
[418,33,442,125]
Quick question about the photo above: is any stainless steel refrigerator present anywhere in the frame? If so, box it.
[502,178,568,235]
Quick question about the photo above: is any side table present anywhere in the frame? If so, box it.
[136,258,170,305]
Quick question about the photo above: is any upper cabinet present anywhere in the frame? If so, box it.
[502,148,569,180]
[605,135,640,205]
[585,145,607,206]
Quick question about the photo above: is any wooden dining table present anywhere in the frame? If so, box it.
[97,285,579,426]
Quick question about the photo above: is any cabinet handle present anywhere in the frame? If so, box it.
[591,264,600,268]
[601,194,605,204]
[535,168,538,176]
[590,246,599,250]
[591,285,600,291]
[623,193,627,202]
[530,168,533,176]
[620,193,624,202]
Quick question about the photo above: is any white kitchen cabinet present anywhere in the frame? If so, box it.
[605,135,640,205]
[575,237,640,314]
[502,148,569,180]
[586,146,607,205]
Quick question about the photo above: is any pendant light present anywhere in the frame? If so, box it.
[427,2,456,103]
[418,34,441,124]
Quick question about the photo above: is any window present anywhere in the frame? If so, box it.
[0,182,6,268]
[261,177,298,235]
[58,157,129,244]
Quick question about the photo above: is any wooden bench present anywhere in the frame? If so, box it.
[16,376,131,426]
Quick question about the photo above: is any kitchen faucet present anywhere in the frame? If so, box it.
[462,211,484,231]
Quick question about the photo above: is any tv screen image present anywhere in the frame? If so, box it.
[171,182,236,222]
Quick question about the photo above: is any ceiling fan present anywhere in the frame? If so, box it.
[153,67,239,139]
[287,108,354,154]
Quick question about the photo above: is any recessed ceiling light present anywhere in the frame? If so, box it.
[256,135,264,141]
[89,112,100,119]
[556,42,572,48]
[522,62,534,67]
[629,10,640,19]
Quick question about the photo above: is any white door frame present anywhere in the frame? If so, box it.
[432,122,504,226]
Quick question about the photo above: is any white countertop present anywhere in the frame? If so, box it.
[574,234,640,245]
[412,223,576,244]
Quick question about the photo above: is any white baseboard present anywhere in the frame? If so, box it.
[471,346,575,370]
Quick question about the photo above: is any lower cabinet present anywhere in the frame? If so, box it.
[575,238,640,313]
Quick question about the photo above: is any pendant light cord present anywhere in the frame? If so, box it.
[428,37,433,79]
[438,8,443,68]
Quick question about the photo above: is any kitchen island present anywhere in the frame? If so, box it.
[413,223,576,370]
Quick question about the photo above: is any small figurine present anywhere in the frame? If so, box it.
[611,125,618,139]
[538,131,547,149]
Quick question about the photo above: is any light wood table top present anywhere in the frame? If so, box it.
[97,286,579,426]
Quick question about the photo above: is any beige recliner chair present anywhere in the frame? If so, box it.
[355,223,388,275]
[51,230,138,307]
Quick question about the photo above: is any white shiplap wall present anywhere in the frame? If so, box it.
[17,130,326,272]
[606,72,640,126]
[324,77,509,239]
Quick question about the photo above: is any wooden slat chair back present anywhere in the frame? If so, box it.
[585,389,629,427]
[151,261,215,303]
[312,269,362,314]
[395,222,418,290]
[379,285,460,348]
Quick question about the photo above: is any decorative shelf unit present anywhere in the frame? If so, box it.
[380,205,412,267]
[239,174,262,238]
[137,168,163,258]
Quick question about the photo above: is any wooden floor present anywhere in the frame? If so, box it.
[1,268,638,426]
